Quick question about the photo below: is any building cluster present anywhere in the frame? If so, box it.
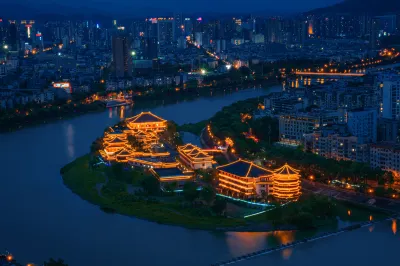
[0,11,399,107]
[99,111,219,190]
[99,111,301,201]
[262,71,400,177]
[217,159,301,201]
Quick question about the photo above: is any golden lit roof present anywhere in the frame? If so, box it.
[178,144,212,160]
[106,137,126,144]
[274,163,300,175]
[127,111,166,123]
[217,159,273,178]
[117,149,132,156]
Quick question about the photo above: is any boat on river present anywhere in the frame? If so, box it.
[105,99,133,108]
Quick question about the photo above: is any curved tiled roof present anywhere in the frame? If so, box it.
[274,163,300,175]
[127,111,166,123]
[217,159,273,178]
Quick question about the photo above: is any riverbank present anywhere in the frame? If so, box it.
[61,154,390,231]
[0,80,277,134]
[180,96,400,202]
[61,155,249,230]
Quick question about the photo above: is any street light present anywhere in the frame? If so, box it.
[131,51,136,56]
[3,44,8,49]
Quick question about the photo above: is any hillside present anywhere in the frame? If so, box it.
[308,0,400,15]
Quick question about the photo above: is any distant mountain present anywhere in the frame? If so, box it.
[308,0,400,15]
[0,1,169,21]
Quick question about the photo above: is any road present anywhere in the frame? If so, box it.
[302,179,400,213]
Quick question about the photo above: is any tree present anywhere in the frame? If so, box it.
[141,176,160,195]
[200,185,216,205]
[164,182,178,193]
[44,258,68,266]
[185,79,198,90]
[211,198,227,215]
[127,135,144,151]
[111,162,124,178]
[183,182,199,202]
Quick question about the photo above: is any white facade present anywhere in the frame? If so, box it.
[252,34,265,44]
[370,144,400,177]
[347,108,377,143]
[382,75,400,120]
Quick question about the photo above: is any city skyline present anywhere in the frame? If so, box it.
[3,0,343,18]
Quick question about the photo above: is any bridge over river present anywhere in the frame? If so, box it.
[212,216,398,266]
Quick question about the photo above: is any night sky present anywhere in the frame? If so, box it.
[11,0,344,16]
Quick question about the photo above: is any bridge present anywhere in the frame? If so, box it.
[211,216,397,266]
[295,71,365,77]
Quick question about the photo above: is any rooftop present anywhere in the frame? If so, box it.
[127,111,166,123]
[152,167,191,178]
[217,159,273,178]
[274,163,300,175]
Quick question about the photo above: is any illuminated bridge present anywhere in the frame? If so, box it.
[295,71,365,77]
[211,216,397,266]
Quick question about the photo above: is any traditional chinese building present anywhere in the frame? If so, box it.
[272,163,301,201]
[217,159,274,199]
[150,167,194,191]
[217,159,301,201]
[126,111,167,133]
[178,143,214,170]
[99,112,177,168]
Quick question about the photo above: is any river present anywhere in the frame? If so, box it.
[0,86,398,266]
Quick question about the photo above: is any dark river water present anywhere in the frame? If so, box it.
[0,87,398,266]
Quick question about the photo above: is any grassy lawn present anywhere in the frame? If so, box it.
[177,120,208,136]
[62,155,246,230]
[62,155,391,231]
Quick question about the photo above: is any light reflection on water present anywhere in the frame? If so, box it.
[225,231,296,260]
[392,219,397,235]
[225,232,271,257]
[65,123,75,160]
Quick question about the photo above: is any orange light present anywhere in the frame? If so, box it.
[7,255,13,261]
[347,210,351,216]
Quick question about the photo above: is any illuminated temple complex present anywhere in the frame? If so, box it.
[99,111,195,190]
[178,144,215,170]
[217,159,301,201]
[100,112,177,168]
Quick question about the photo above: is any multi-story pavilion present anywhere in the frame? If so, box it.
[217,159,274,199]
[217,159,301,201]
[272,163,301,201]
[126,112,167,133]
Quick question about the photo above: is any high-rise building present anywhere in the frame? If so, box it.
[370,18,379,49]
[194,32,203,46]
[144,37,158,60]
[265,17,283,43]
[146,18,158,38]
[252,33,265,43]
[157,19,173,44]
[177,36,187,49]
[112,36,132,78]
[183,18,193,36]
[382,75,400,120]
[173,13,183,40]
[347,108,378,143]
[7,22,19,51]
